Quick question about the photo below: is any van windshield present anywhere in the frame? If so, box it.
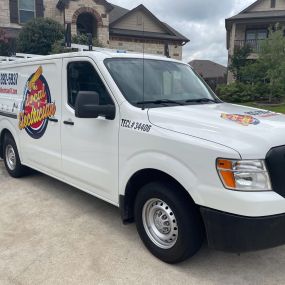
[104,58,221,107]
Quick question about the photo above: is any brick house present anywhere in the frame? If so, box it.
[226,0,285,82]
[0,0,189,59]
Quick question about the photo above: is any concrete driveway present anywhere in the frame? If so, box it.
[1,161,285,285]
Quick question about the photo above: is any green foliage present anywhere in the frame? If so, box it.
[17,18,64,55]
[71,34,104,47]
[50,34,104,54]
[224,25,285,103]
[257,24,285,102]
[0,29,14,56]
[217,82,256,103]
[50,39,74,54]
[228,45,251,81]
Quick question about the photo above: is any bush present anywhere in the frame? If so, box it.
[0,29,14,56]
[0,40,10,56]
[17,18,64,55]
[217,81,284,104]
[217,83,256,103]
[50,34,104,54]
[71,34,104,47]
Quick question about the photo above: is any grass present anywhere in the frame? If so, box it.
[239,102,285,114]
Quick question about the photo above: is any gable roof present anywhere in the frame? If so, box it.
[56,1,189,43]
[189,60,227,79]
[227,10,285,21]
[225,0,285,32]
[239,0,263,14]
[109,4,189,43]
[56,0,113,11]
[110,4,175,35]
[226,0,285,23]
[109,4,129,23]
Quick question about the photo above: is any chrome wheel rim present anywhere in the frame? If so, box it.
[5,145,16,171]
[142,198,178,249]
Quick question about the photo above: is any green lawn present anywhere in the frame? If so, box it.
[239,102,285,114]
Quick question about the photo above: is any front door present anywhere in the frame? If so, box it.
[61,57,119,203]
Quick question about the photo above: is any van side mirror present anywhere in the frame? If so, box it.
[75,91,116,120]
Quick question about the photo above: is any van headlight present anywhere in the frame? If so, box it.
[216,159,272,191]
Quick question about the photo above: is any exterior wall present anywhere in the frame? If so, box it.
[109,37,182,60]
[235,24,246,41]
[250,0,285,12]
[44,0,63,24]
[112,11,166,34]
[0,0,10,26]
[0,0,21,30]
[63,0,109,45]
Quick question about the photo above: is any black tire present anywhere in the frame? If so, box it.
[3,133,29,178]
[135,181,203,264]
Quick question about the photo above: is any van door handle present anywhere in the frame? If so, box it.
[63,120,74,126]
[49,118,58,123]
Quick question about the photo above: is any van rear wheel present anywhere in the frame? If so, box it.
[134,181,203,264]
[3,134,28,178]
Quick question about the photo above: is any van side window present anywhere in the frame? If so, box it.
[67,61,113,108]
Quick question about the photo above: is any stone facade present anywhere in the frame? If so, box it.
[109,38,182,60]
[43,0,63,24]
[0,0,21,32]
[0,0,188,59]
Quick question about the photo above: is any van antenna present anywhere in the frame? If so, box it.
[142,19,145,111]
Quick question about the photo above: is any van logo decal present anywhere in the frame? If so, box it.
[19,66,56,139]
[221,113,260,126]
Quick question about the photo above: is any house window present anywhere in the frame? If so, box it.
[246,29,267,41]
[246,29,267,52]
[19,0,35,24]
[271,0,276,8]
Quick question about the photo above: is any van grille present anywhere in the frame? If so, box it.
[266,146,285,198]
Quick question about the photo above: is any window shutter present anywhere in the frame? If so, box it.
[9,0,19,24]
[35,0,44,18]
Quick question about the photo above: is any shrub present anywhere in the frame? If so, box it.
[217,82,255,103]
[17,18,64,55]
[0,29,14,56]
[50,34,104,54]
[71,34,104,47]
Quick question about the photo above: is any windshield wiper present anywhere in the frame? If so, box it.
[136,99,185,106]
[185,98,217,104]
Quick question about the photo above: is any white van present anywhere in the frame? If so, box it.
[1,51,285,264]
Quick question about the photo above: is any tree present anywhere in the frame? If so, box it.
[258,25,285,102]
[228,45,251,81]
[221,25,285,103]
[17,18,64,55]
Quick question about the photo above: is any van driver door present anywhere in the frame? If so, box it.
[61,57,119,203]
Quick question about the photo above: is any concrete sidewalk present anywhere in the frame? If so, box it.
[0,161,285,285]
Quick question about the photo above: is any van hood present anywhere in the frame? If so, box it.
[148,103,285,159]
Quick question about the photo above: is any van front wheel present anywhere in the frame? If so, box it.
[134,181,203,264]
[3,134,28,178]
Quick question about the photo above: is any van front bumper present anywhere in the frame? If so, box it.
[201,207,285,252]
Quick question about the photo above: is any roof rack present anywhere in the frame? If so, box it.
[71,43,127,54]
[0,53,41,64]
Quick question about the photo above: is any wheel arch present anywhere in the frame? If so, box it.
[120,168,198,224]
[0,128,13,158]
[0,124,20,160]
